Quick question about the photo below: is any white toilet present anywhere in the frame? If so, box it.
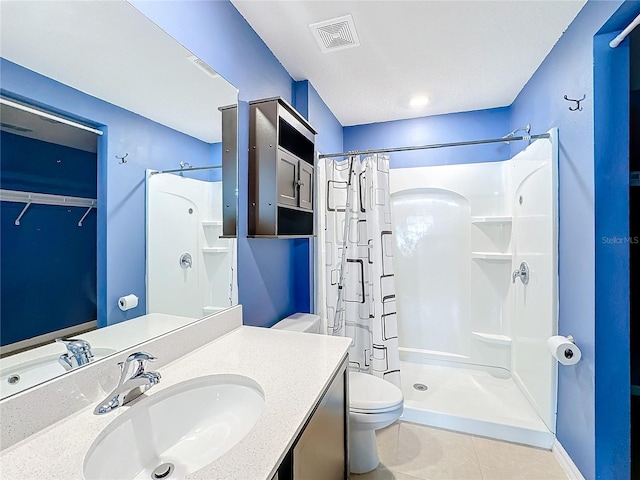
[272,313,404,474]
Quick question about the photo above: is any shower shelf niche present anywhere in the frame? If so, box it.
[202,247,229,254]
[471,216,512,225]
[471,252,512,261]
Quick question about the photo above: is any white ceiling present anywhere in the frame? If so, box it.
[231,0,586,126]
[0,1,238,143]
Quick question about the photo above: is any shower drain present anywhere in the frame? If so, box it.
[413,383,428,391]
[151,463,175,479]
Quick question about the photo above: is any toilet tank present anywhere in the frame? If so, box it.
[271,313,321,334]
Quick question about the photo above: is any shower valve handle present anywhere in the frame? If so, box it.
[179,252,193,269]
[512,261,530,285]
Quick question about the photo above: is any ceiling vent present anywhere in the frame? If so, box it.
[187,55,220,79]
[309,14,360,53]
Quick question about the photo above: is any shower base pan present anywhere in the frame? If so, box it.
[399,360,554,448]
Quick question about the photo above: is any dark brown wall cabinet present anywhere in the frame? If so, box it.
[249,98,317,237]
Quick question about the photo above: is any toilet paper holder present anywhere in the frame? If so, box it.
[547,334,581,365]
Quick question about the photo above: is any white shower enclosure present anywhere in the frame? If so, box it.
[390,129,558,447]
[146,172,236,319]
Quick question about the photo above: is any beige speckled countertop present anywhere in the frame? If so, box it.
[0,326,351,480]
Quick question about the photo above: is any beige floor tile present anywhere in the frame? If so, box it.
[472,436,567,480]
[351,464,423,480]
[383,422,483,480]
[376,422,401,465]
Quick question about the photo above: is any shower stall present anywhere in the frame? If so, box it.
[317,129,558,448]
[146,169,236,319]
[390,129,558,447]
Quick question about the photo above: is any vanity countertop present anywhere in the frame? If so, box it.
[0,326,351,480]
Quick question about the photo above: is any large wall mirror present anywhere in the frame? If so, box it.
[0,0,238,399]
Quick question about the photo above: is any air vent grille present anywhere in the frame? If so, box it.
[187,55,220,79]
[310,14,360,53]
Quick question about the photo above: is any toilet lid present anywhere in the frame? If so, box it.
[349,372,403,413]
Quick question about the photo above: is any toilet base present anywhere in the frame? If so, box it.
[349,428,379,474]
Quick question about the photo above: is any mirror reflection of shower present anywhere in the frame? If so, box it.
[146,164,236,319]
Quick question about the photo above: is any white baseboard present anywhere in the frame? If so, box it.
[552,439,585,480]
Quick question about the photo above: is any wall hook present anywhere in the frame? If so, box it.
[563,95,585,112]
[116,153,129,164]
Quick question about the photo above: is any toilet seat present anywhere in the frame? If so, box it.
[349,372,403,413]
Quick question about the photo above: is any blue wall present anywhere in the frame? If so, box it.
[1,132,97,344]
[344,107,510,167]
[293,80,345,313]
[594,30,630,480]
[510,2,631,478]
[1,59,215,328]
[132,1,344,327]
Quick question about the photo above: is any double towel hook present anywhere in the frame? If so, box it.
[563,95,585,112]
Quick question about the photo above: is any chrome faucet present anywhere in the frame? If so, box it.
[94,352,161,415]
[56,337,94,371]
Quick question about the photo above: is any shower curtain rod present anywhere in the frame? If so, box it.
[609,13,640,48]
[318,133,551,159]
[150,165,222,175]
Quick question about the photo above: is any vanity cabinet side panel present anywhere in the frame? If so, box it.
[292,357,348,480]
[249,101,279,235]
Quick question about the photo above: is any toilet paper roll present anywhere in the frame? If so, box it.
[546,335,581,365]
[118,294,138,311]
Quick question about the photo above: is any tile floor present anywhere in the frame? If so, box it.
[352,422,568,480]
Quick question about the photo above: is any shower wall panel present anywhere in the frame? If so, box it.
[147,173,233,319]
[509,131,559,431]
[390,162,511,369]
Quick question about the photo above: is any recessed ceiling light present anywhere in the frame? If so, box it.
[409,96,429,108]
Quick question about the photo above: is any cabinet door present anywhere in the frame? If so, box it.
[277,148,299,208]
[292,365,346,479]
[298,162,314,211]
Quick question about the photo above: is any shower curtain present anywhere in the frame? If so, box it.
[318,154,401,387]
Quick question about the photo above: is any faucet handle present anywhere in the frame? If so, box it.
[55,338,94,369]
[120,352,157,379]
[56,337,92,353]
[125,352,157,363]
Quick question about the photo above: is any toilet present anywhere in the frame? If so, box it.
[272,313,404,474]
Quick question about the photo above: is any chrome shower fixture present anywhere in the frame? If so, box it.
[503,124,531,143]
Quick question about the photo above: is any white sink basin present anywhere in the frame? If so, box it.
[0,348,117,399]
[83,374,265,480]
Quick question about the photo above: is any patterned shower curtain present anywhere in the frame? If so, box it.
[318,154,401,387]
